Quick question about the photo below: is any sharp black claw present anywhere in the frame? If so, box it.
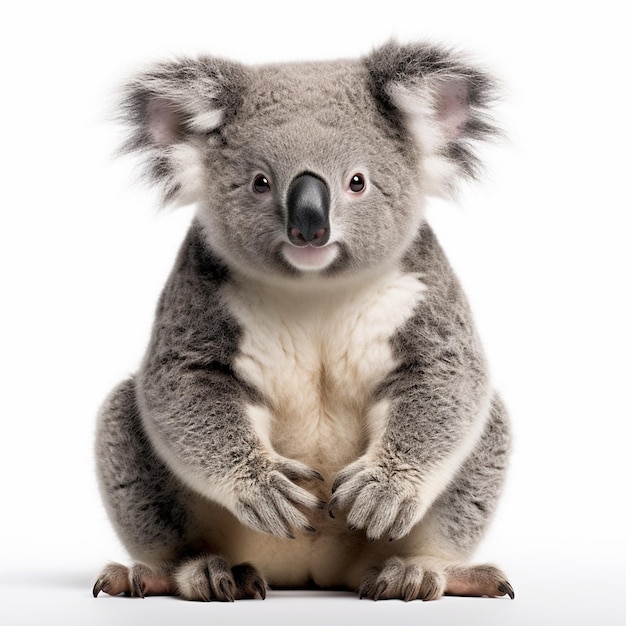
[312,471,324,482]
[498,581,515,599]
[92,579,103,598]
[402,586,416,603]
[131,576,145,599]
[254,581,267,600]
[328,508,335,519]
[372,582,388,601]
[220,580,235,602]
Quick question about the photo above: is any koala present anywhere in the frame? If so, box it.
[93,41,513,603]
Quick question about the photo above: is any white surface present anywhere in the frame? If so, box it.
[1,554,623,626]
[1,1,625,624]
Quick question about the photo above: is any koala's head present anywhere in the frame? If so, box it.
[120,42,497,280]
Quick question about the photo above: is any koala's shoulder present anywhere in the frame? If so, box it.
[156,222,234,323]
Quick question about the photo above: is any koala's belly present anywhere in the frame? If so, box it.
[224,270,426,476]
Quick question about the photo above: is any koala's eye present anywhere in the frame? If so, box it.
[349,173,366,193]
[253,174,271,194]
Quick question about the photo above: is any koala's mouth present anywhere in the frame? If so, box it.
[281,242,338,272]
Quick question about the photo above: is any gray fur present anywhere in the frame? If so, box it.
[95,41,512,601]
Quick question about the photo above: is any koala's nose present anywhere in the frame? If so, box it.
[286,173,330,247]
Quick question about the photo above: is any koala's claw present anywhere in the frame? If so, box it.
[231,563,268,600]
[360,580,388,601]
[446,563,514,599]
[497,581,515,600]
[130,574,146,599]
[219,579,236,602]
[92,578,104,598]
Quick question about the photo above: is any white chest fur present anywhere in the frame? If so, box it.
[224,269,426,475]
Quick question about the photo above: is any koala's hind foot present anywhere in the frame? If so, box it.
[174,556,267,601]
[93,557,267,601]
[358,557,514,602]
[93,563,174,598]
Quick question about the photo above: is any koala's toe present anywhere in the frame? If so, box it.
[93,563,130,597]
[175,555,237,601]
[445,563,514,599]
[232,563,268,600]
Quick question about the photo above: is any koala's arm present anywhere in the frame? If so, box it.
[329,225,493,539]
[135,223,323,538]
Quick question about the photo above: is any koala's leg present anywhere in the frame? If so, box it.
[95,377,190,565]
[357,394,513,601]
[94,378,267,601]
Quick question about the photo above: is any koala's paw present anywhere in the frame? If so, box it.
[359,557,446,601]
[175,556,267,601]
[358,557,514,602]
[328,457,425,541]
[233,456,325,539]
[93,562,174,598]
[93,558,268,601]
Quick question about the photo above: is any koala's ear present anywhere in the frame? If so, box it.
[119,57,243,205]
[366,41,499,197]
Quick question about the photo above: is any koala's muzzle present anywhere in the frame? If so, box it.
[287,173,330,247]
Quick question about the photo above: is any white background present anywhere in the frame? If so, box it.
[1,1,625,624]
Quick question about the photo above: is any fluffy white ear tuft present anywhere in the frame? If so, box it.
[119,57,242,205]
[388,77,475,196]
[367,42,499,197]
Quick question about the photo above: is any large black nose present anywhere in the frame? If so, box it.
[286,173,330,247]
